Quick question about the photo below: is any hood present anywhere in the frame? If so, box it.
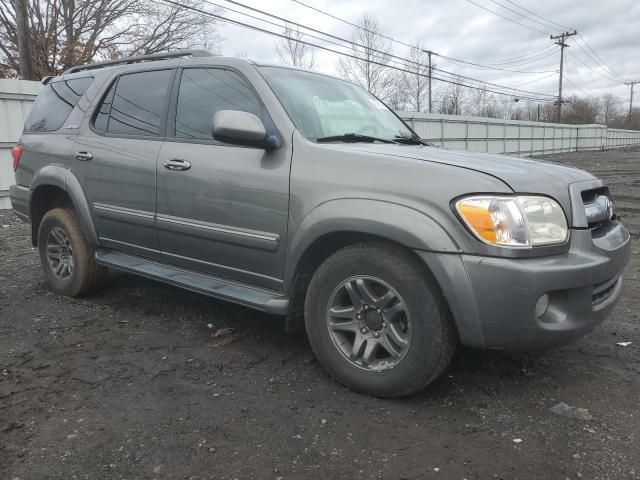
[328,143,596,220]
[338,144,595,192]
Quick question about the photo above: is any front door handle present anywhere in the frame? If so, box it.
[163,159,192,171]
[75,151,93,161]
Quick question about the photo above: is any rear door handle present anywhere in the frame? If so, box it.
[75,151,93,161]
[163,159,192,171]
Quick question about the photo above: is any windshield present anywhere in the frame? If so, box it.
[259,66,415,142]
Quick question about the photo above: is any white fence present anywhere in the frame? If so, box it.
[1,80,640,209]
[0,79,40,209]
[398,112,640,156]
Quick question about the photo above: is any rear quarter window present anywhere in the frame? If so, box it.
[24,77,93,132]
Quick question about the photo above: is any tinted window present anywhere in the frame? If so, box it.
[175,68,262,140]
[94,69,172,136]
[93,81,114,133]
[25,77,93,132]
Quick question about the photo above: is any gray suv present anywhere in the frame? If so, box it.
[10,50,630,397]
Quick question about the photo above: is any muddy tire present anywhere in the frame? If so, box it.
[37,208,106,297]
[304,242,456,398]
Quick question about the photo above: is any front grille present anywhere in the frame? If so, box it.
[581,187,615,229]
[592,275,620,306]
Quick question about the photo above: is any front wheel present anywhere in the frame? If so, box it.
[304,242,456,398]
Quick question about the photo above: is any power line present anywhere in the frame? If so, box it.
[461,0,551,35]
[466,0,627,82]
[566,49,622,83]
[430,67,555,98]
[289,0,415,50]
[449,45,558,67]
[161,0,556,102]
[512,72,557,87]
[289,0,556,68]
[484,0,557,32]
[211,0,556,99]
[498,0,573,31]
[205,0,413,69]
[563,76,593,98]
[575,35,627,81]
[473,48,561,70]
[436,53,557,74]
[287,0,627,90]
[210,0,441,83]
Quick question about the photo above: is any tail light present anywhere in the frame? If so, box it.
[11,144,24,172]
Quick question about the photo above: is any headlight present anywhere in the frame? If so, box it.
[455,195,568,247]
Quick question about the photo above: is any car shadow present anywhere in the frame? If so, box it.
[83,271,557,400]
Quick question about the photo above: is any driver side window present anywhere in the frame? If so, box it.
[174,68,263,140]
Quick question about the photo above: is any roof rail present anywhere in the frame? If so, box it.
[63,50,213,75]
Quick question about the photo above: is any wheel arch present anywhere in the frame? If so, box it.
[283,199,460,331]
[29,166,98,247]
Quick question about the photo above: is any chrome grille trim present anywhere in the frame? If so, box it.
[584,194,615,225]
[580,187,615,228]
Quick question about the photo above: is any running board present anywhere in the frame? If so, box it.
[95,249,289,315]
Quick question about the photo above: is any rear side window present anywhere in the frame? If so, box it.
[93,69,173,137]
[174,68,263,140]
[24,77,93,132]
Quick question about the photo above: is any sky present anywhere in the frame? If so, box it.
[211,0,639,106]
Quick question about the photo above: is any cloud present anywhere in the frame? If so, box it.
[214,0,638,101]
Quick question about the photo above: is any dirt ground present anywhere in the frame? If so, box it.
[1,147,639,480]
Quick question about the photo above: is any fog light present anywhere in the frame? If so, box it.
[535,293,550,318]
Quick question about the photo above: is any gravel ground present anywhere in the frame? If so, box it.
[1,147,639,480]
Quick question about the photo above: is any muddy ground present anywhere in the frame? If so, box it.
[1,147,639,480]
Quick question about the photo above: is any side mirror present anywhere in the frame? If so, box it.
[212,110,280,150]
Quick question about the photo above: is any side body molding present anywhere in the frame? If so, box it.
[284,198,460,288]
[29,166,99,246]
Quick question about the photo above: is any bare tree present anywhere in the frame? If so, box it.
[509,105,527,120]
[469,87,501,118]
[600,93,622,126]
[538,102,558,123]
[275,23,314,69]
[337,13,393,99]
[437,79,467,115]
[562,95,600,124]
[386,73,408,111]
[0,0,220,79]
[403,44,429,112]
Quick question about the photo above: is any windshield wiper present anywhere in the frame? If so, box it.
[316,133,397,144]
[393,135,432,146]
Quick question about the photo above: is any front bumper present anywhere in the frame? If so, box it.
[418,222,631,350]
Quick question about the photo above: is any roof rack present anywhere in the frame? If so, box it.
[63,50,213,75]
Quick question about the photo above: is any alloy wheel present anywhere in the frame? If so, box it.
[46,226,74,280]
[326,275,412,371]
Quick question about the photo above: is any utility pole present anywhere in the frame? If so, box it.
[625,81,640,117]
[550,30,577,123]
[420,48,436,113]
[427,50,433,113]
[15,0,35,80]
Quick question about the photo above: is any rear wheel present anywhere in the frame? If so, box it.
[38,208,105,297]
[304,242,456,397]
